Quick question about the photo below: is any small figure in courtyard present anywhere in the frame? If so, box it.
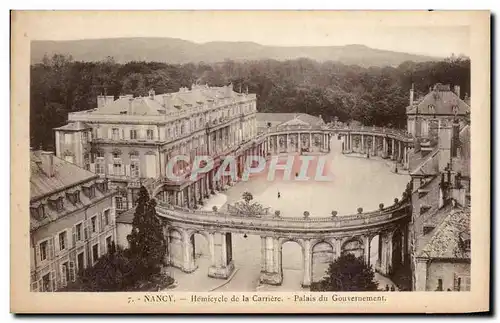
[385,284,389,291]
[278,191,281,199]
[390,285,395,291]
[296,172,299,177]
[395,165,398,173]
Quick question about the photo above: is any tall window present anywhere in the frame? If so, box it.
[115,196,124,210]
[106,236,112,253]
[40,240,48,261]
[112,152,122,175]
[130,157,140,178]
[130,129,137,140]
[75,223,82,241]
[92,244,99,265]
[95,151,105,175]
[91,216,97,233]
[112,128,119,140]
[103,209,110,226]
[113,162,122,176]
[147,129,154,140]
[59,231,67,251]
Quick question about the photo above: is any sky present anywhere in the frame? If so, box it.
[21,11,471,57]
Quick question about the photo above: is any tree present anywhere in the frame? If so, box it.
[312,253,379,291]
[65,247,136,291]
[127,186,167,278]
[242,191,253,204]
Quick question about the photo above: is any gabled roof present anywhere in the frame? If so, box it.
[406,84,470,115]
[256,113,324,126]
[30,151,98,201]
[419,206,471,259]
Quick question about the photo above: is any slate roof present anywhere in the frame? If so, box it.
[93,96,167,116]
[53,121,91,131]
[91,84,240,116]
[406,84,470,115]
[30,151,98,201]
[419,206,471,259]
[410,148,440,176]
[116,207,136,224]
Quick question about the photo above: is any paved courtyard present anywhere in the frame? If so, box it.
[167,138,409,291]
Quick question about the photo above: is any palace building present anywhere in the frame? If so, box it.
[54,84,259,212]
[30,150,117,291]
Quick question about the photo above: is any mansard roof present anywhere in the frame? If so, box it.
[90,84,245,116]
[406,83,470,116]
[30,151,98,201]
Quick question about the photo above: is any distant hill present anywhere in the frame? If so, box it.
[31,37,441,67]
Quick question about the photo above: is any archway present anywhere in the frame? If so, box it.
[190,232,210,272]
[341,238,364,258]
[281,240,304,289]
[311,241,335,283]
[167,228,183,269]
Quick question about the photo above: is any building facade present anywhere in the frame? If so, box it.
[407,83,471,291]
[54,84,258,213]
[30,150,117,292]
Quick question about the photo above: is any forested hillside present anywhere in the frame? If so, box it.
[30,55,470,150]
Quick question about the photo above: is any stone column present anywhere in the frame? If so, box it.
[182,230,196,273]
[286,133,289,152]
[298,133,302,152]
[208,232,216,267]
[364,235,371,267]
[361,134,364,153]
[302,239,312,287]
[372,135,376,155]
[309,133,312,150]
[350,133,353,152]
[259,236,282,285]
[208,232,235,279]
[392,139,395,160]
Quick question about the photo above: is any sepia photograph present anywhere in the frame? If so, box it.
[10,10,490,313]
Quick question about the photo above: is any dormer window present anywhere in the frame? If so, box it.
[428,105,435,114]
[66,191,80,204]
[83,185,96,199]
[30,204,46,220]
[97,181,108,193]
[49,197,64,212]
[453,105,459,115]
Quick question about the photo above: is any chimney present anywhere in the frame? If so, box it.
[438,119,452,172]
[410,83,414,106]
[148,89,155,100]
[40,151,55,177]
[128,98,134,115]
[454,85,461,98]
[162,94,173,109]
[97,95,106,109]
